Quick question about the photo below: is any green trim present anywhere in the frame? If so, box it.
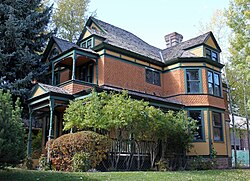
[184,68,203,94]
[32,104,49,111]
[96,58,99,85]
[72,50,76,80]
[211,111,224,142]
[207,109,212,158]
[206,68,223,98]
[29,96,50,106]
[187,109,206,142]
[75,49,99,59]
[52,63,55,86]
[48,99,54,140]
[149,102,182,110]
[75,93,92,100]
[27,108,33,157]
[52,51,74,63]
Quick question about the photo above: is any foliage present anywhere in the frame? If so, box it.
[0,0,53,98]
[72,152,91,172]
[32,130,43,159]
[225,0,250,117]
[53,0,91,42]
[38,154,50,171]
[0,90,24,168]
[49,131,110,171]
[188,156,217,170]
[197,9,230,63]
[24,157,33,170]
[64,90,196,170]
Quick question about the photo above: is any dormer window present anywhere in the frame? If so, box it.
[205,48,218,62]
[87,39,92,49]
[80,39,92,49]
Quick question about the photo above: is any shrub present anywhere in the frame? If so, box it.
[50,131,110,171]
[72,152,91,172]
[38,154,50,171]
[0,90,24,168]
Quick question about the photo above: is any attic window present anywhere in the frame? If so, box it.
[205,48,218,62]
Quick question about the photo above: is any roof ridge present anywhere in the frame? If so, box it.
[91,17,161,51]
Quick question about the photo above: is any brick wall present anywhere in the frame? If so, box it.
[103,57,164,96]
[61,82,93,94]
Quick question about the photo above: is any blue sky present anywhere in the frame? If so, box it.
[88,0,230,49]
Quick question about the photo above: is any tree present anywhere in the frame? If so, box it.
[197,9,230,63]
[225,0,250,167]
[52,0,91,42]
[225,0,250,118]
[0,0,53,98]
[0,90,24,167]
[63,90,196,170]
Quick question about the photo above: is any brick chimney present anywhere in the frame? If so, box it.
[164,32,183,48]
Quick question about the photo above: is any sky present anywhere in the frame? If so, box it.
[88,0,230,49]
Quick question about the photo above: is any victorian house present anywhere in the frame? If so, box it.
[27,17,231,168]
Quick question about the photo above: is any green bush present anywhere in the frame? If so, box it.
[188,156,217,170]
[72,152,91,172]
[50,131,110,171]
[0,90,24,168]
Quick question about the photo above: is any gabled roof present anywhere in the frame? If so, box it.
[79,17,222,64]
[162,31,221,62]
[53,37,79,52]
[38,83,70,95]
[42,36,78,61]
[82,17,163,62]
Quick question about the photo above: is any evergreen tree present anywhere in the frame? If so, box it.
[0,90,24,167]
[0,0,53,98]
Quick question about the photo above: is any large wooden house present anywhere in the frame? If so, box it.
[27,17,231,168]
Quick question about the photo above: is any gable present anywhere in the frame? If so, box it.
[90,22,101,32]
[82,29,92,39]
[46,44,61,62]
[188,46,203,57]
[205,37,217,50]
[30,86,47,99]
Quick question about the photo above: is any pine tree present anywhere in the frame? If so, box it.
[0,90,24,167]
[0,0,53,98]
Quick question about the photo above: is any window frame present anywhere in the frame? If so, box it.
[185,69,202,94]
[205,47,219,62]
[212,111,223,142]
[188,110,205,142]
[145,68,161,86]
[78,63,94,83]
[207,70,222,97]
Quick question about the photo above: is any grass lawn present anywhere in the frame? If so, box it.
[0,168,250,181]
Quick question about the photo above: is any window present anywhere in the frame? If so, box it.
[87,40,92,48]
[80,39,92,49]
[205,48,218,62]
[207,71,221,96]
[212,112,223,141]
[81,42,86,48]
[189,110,204,141]
[186,69,200,93]
[146,69,161,86]
[79,63,93,83]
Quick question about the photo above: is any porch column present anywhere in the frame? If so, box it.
[72,50,76,80]
[48,99,55,140]
[96,58,98,85]
[47,99,54,162]
[52,62,55,85]
[27,107,33,157]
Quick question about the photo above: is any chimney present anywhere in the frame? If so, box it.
[164,32,183,48]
